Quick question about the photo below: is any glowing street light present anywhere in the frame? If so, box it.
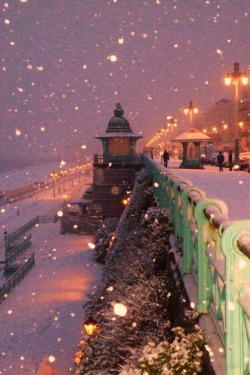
[224,62,248,165]
[84,316,97,336]
[167,116,177,132]
[184,100,198,124]
[50,171,57,197]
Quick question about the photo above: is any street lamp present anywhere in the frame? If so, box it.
[224,62,248,165]
[184,100,198,124]
[84,316,97,336]
[166,116,177,155]
[167,116,177,132]
[50,171,57,197]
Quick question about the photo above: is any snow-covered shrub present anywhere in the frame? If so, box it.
[75,169,213,375]
[94,217,119,263]
[120,326,205,375]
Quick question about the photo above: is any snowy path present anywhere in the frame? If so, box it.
[0,176,93,250]
[0,167,102,374]
[0,222,102,375]
[160,159,250,221]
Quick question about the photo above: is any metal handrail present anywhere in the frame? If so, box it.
[0,253,35,304]
[4,216,39,249]
[5,234,32,263]
[143,155,250,375]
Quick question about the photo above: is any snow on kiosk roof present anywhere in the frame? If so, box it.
[172,128,212,142]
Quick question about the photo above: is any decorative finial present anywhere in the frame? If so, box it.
[234,62,240,72]
[114,103,124,117]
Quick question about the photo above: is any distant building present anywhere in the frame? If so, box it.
[194,99,235,148]
[194,86,250,152]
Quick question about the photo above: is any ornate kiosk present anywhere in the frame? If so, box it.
[172,128,211,169]
[92,103,143,218]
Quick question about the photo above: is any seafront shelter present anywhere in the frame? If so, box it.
[172,128,212,169]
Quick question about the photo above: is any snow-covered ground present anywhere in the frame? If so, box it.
[0,163,102,375]
[163,158,250,221]
[0,162,65,191]
[0,158,249,374]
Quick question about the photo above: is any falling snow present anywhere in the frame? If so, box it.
[0,1,249,166]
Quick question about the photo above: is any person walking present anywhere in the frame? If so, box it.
[228,149,233,171]
[217,151,225,172]
[162,149,170,167]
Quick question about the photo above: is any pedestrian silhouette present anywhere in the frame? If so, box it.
[217,151,225,172]
[161,150,170,167]
[228,149,233,171]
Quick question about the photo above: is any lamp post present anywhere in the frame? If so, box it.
[166,116,177,156]
[184,100,198,124]
[224,62,248,165]
[167,116,177,132]
[50,171,57,197]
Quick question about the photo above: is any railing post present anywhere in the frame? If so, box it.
[194,199,228,313]
[181,187,206,275]
[172,178,192,242]
[221,220,250,375]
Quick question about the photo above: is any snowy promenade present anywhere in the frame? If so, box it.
[0,166,103,375]
[161,158,250,221]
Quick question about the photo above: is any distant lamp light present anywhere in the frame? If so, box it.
[224,74,232,86]
[242,75,248,85]
[122,198,128,205]
[184,101,198,123]
[84,316,97,335]
[239,122,244,128]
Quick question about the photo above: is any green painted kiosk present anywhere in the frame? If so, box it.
[172,128,212,169]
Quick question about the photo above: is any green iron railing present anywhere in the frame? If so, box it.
[4,216,39,250]
[5,234,32,263]
[143,155,250,375]
[0,253,35,304]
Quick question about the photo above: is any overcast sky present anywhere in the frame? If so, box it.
[0,0,249,163]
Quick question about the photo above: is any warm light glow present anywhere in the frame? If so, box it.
[225,75,232,86]
[239,122,244,128]
[184,108,189,114]
[242,75,248,85]
[212,127,217,132]
[223,124,228,130]
[84,316,97,335]
[193,108,198,114]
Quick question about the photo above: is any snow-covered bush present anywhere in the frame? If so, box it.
[75,169,213,375]
[94,217,119,263]
[120,325,205,375]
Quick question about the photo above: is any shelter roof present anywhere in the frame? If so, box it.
[172,128,212,142]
